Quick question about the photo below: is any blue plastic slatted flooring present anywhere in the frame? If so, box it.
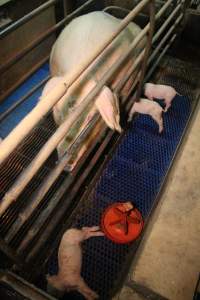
[0,63,49,138]
[48,95,191,299]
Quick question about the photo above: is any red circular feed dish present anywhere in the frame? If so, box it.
[101,202,143,244]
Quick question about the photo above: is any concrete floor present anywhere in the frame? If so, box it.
[113,100,200,300]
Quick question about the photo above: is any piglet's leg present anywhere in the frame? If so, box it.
[77,277,98,300]
[95,86,122,133]
[82,226,104,239]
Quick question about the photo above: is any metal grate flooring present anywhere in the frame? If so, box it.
[47,58,195,299]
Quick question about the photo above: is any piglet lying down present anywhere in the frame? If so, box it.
[47,226,104,300]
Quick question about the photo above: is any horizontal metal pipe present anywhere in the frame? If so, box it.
[0,0,150,164]
[0,76,50,122]
[0,0,97,75]
[0,0,59,39]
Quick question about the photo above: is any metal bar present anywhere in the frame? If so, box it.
[31,88,131,271]
[152,3,182,43]
[0,76,50,122]
[116,0,182,95]
[135,0,155,102]
[0,23,148,216]
[4,63,140,247]
[0,0,175,214]
[0,0,97,75]
[0,0,59,39]
[103,6,131,14]
[149,14,183,64]
[145,34,177,82]
[26,129,115,262]
[5,115,101,244]
[0,56,49,104]
[115,0,178,94]
[0,271,56,300]
[115,49,145,94]
[0,0,151,165]
[0,237,24,267]
[19,123,107,255]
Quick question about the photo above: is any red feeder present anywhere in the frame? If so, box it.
[101,202,143,244]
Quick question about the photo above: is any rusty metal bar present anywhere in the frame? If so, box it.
[0,76,50,122]
[5,114,101,244]
[0,0,97,75]
[135,0,155,102]
[0,0,150,165]
[0,0,59,39]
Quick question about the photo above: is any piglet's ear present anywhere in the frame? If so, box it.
[95,85,122,133]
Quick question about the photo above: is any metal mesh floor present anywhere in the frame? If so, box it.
[47,91,191,299]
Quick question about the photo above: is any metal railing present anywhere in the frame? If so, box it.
[0,0,185,217]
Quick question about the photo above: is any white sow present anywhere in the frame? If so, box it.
[40,11,143,169]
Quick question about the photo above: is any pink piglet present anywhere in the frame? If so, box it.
[144,83,181,112]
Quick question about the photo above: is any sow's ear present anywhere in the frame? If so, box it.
[95,85,122,133]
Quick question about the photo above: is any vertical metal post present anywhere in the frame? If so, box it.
[63,0,74,17]
[135,0,155,102]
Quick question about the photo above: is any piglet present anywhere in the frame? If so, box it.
[128,98,164,133]
[47,226,104,300]
[144,83,180,112]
